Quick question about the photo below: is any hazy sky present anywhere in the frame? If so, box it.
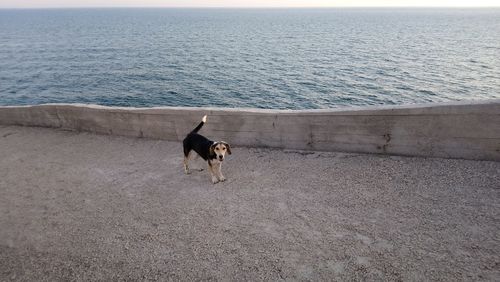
[1,0,499,8]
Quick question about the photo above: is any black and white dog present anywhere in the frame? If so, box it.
[183,115,232,184]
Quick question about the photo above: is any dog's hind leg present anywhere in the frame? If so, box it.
[183,150,192,174]
[192,153,204,171]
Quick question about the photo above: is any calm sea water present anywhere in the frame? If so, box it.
[0,8,499,109]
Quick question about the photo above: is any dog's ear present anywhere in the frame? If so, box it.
[222,142,232,155]
[209,143,216,156]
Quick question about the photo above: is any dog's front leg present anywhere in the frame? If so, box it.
[216,163,226,182]
[208,161,219,184]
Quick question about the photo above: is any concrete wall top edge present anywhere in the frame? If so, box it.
[1,99,499,115]
[1,99,499,161]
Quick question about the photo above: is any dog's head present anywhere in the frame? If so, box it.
[210,141,231,162]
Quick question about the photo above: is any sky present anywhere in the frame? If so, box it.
[1,0,499,9]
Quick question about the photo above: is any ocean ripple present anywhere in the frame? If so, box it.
[0,8,499,109]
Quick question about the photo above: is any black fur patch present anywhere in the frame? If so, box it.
[183,133,216,161]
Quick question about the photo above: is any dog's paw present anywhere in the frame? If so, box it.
[212,177,219,184]
[219,177,226,182]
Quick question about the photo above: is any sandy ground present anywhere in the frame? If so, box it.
[0,125,499,281]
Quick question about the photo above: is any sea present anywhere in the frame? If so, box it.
[0,8,499,109]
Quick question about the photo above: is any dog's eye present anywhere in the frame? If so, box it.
[222,148,226,150]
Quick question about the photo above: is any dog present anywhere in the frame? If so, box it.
[183,115,231,184]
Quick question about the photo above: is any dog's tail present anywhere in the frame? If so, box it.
[191,115,207,133]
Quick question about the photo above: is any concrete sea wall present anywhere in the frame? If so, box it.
[1,100,499,161]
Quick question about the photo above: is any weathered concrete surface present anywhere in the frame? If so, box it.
[0,100,499,161]
[1,126,499,281]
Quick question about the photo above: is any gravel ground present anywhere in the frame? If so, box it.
[0,125,499,281]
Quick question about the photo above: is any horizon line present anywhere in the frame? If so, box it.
[1,6,500,9]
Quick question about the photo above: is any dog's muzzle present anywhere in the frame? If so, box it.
[218,156,224,161]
